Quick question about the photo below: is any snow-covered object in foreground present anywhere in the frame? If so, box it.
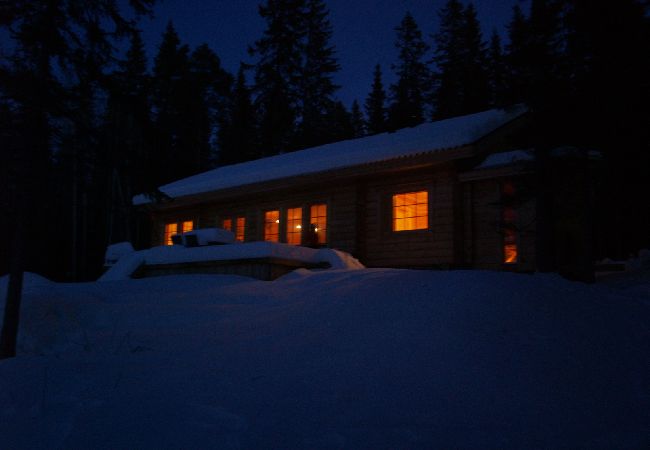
[104,242,135,267]
[182,227,235,246]
[99,242,364,281]
[133,106,526,204]
[0,269,648,448]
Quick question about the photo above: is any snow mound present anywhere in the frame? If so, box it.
[99,242,365,281]
[104,242,135,267]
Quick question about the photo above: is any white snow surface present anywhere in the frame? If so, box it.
[104,242,134,267]
[183,227,235,245]
[475,148,534,169]
[134,106,526,204]
[99,242,364,281]
[0,269,648,449]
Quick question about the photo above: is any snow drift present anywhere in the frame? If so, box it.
[0,269,648,449]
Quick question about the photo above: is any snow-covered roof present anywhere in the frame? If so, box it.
[134,105,526,204]
[475,149,534,169]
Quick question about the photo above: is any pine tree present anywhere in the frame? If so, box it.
[432,0,489,118]
[219,64,258,165]
[250,0,306,156]
[388,12,430,129]
[350,100,366,138]
[296,0,340,149]
[365,64,387,135]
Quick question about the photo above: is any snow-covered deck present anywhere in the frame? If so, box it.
[100,242,364,281]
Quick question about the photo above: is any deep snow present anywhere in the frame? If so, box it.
[0,268,648,449]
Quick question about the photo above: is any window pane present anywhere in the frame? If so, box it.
[309,203,327,245]
[504,244,518,264]
[182,221,193,233]
[222,218,232,231]
[164,223,178,246]
[236,217,245,242]
[392,191,428,231]
[286,207,302,245]
[264,210,280,242]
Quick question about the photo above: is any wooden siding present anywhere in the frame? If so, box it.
[362,166,459,268]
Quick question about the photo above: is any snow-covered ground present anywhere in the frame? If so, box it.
[0,268,648,449]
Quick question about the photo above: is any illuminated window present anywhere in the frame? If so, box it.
[502,181,518,264]
[235,217,245,242]
[222,218,232,231]
[264,210,280,242]
[182,220,193,233]
[309,204,327,245]
[164,223,178,246]
[286,207,302,245]
[392,191,428,231]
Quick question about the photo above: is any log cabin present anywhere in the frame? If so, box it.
[134,106,537,272]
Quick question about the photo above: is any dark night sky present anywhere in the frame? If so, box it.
[137,0,529,107]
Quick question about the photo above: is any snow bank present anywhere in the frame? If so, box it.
[134,106,526,204]
[475,149,533,169]
[0,269,648,448]
[99,242,365,281]
[104,242,135,267]
[183,227,235,245]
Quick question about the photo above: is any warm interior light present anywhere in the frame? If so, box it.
[309,204,327,245]
[182,220,193,233]
[504,244,518,264]
[164,223,178,246]
[236,217,245,242]
[264,210,280,242]
[287,207,302,245]
[392,191,428,231]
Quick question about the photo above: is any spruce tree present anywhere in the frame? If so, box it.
[365,64,387,135]
[432,0,489,118]
[0,0,154,357]
[297,0,340,149]
[188,44,233,170]
[326,101,353,142]
[350,100,366,138]
[151,22,192,182]
[219,64,258,165]
[487,30,507,107]
[250,0,306,156]
[102,30,153,244]
[504,4,530,105]
[388,12,430,129]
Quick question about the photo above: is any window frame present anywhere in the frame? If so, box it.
[221,214,246,242]
[162,219,194,246]
[388,188,432,234]
[263,209,281,242]
[258,202,329,246]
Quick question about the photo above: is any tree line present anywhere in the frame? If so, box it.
[1,0,649,284]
